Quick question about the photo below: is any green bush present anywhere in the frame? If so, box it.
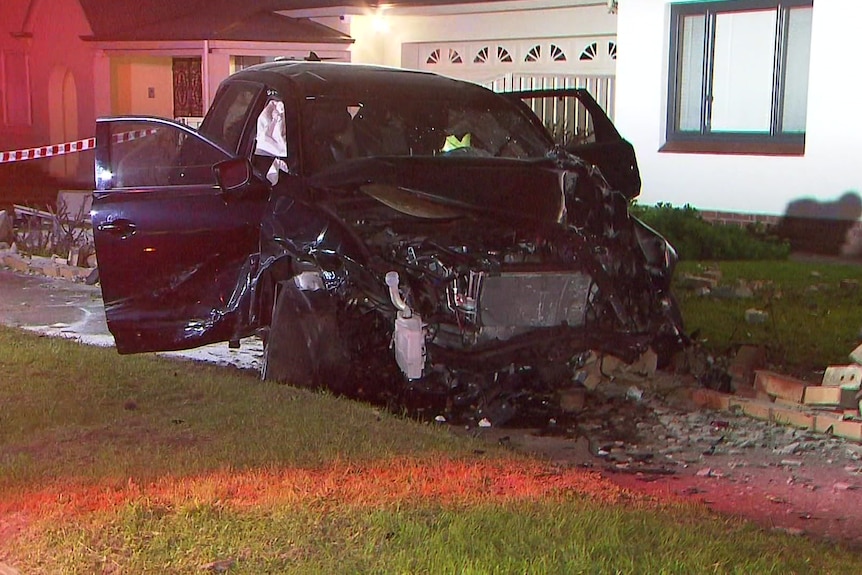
[630,203,789,261]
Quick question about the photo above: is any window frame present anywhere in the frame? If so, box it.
[663,0,813,156]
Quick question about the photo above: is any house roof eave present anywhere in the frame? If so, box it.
[82,39,353,57]
[278,0,606,18]
[78,3,353,44]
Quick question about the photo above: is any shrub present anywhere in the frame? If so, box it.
[630,203,789,261]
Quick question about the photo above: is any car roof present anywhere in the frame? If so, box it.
[226,61,494,101]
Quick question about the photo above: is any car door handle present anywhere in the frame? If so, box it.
[98,219,137,238]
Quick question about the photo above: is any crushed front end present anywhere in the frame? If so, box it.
[262,152,684,424]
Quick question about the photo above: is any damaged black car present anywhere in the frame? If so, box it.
[91,62,684,423]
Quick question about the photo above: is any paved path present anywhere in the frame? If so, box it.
[0,269,106,335]
[0,269,263,371]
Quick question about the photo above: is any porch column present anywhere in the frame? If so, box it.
[203,42,230,110]
[92,50,112,116]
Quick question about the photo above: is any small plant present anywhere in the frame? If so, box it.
[631,202,790,261]
[50,196,92,258]
[12,198,92,261]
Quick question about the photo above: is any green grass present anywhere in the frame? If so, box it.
[675,260,862,375]
[18,501,848,574]
[0,328,464,489]
[2,326,862,573]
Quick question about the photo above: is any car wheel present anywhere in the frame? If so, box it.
[261,283,349,389]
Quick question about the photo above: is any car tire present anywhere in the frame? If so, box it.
[261,283,349,389]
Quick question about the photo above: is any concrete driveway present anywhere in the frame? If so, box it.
[0,269,263,371]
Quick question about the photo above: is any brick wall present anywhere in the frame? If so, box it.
[698,210,782,228]
[698,210,862,256]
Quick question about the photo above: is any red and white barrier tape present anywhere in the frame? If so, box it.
[0,137,96,164]
[0,128,158,164]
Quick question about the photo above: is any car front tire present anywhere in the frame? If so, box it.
[261,283,349,390]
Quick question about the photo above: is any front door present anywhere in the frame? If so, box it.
[91,118,267,353]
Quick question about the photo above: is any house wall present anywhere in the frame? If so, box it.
[347,5,617,70]
[110,57,174,117]
[1,0,96,183]
[616,0,862,216]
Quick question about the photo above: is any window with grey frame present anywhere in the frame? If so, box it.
[664,0,813,155]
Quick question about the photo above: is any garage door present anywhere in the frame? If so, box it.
[408,37,617,118]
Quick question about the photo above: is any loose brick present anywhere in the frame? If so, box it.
[728,345,766,387]
[679,274,718,290]
[814,413,845,434]
[822,365,862,390]
[829,420,862,442]
[804,386,858,408]
[734,384,758,399]
[754,370,808,404]
[771,406,815,430]
[3,254,30,273]
[731,397,773,421]
[745,309,769,324]
[690,388,732,411]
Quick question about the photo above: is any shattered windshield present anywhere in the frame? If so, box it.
[303,93,552,174]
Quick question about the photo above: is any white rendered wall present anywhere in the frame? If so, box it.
[348,5,617,69]
[615,0,862,215]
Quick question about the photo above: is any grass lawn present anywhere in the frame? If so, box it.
[1,326,861,573]
[675,259,862,376]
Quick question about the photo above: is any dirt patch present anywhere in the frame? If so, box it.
[462,372,862,549]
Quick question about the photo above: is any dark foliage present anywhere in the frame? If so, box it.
[631,203,789,261]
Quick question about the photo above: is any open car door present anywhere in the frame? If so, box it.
[91,118,268,353]
[504,88,641,200]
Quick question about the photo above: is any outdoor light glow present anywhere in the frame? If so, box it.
[95,166,113,187]
[372,6,390,32]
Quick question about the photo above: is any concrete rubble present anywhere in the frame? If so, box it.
[538,366,862,480]
[0,245,96,283]
[0,192,97,284]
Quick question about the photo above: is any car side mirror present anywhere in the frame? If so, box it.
[214,158,253,193]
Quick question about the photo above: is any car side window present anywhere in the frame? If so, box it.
[199,81,264,155]
[106,121,229,189]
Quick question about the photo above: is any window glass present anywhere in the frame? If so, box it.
[521,93,598,146]
[711,9,776,133]
[782,6,813,133]
[666,0,813,153]
[108,121,229,189]
[199,81,262,154]
[678,14,706,132]
[303,92,551,174]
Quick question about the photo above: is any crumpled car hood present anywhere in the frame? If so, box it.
[308,156,571,225]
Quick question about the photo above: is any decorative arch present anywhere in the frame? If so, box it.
[525,45,542,62]
[550,44,567,62]
[47,66,79,177]
[579,42,599,61]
